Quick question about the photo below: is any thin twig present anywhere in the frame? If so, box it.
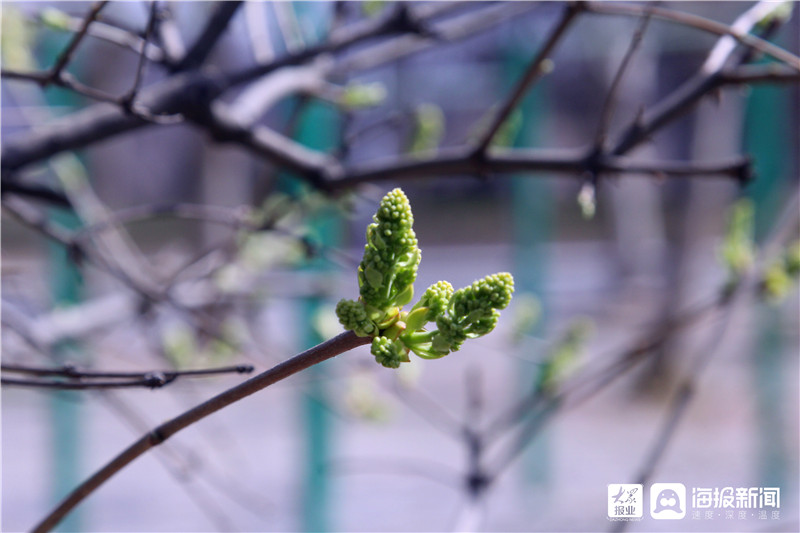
[151,2,185,64]
[594,6,656,149]
[608,1,796,157]
[329,147,753,189]
[98,389,270,526]
[1,362,254,379]
[585,2,800,70]
[1,363,253,390]
[48,2,109,83]
[120,1,159,110]
[32,9,166,62]
[175,1,243,71]
[391,378,465,440]
[244,1,274,64]
[474,3,581,153]
[1,180,71,208]
[719,64,800,84]
[32,331,370,533]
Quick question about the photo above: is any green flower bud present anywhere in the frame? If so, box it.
[412,280,454,322]
[358,188,421,311]
[431,315,466,353]
[452,272,515,318]
[335,299,377,337]
[340,188,514,368]
[371,336,409,369]
[427,273,514,354]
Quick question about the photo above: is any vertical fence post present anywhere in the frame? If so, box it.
[47,213,84,533]
[743,62,793,490]
[290,100,342,533]
[505,44,553,485]
[39,31,86,533]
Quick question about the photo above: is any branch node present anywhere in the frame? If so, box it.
[144,372,168,388]
[386,4,438,40]
[736,157,754,186]
[148,427,167,445]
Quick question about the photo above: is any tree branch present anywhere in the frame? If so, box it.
[174,1,243,71]
[594,5,655,149]
[32,330,370,533]
[1,180,71,208]
[474,3,581,152]
[48,1,109,83]
[1,363,254,390]
[32,9,166,63]
[608,0,797,157]
[328,147,752,189]
[585,2,800,70]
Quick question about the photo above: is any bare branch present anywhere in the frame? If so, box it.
[224,4,431,88]
[32,10,166,63]
[32,331,370,533]
[1,180,71,207]
[594,6,655,149]
[1,71,205,173]
[120,1,160,109]
[474,3,581,153]
[49,2,109,83]
[608,1,797,157]
[585,2,800,70]
[174,1,243,71]
[720,63,800,84]
[244,1,275,63]
[151,2,185,64]
[329,147,752,189]
[1,363,254,390]
[204,101,339,186]
[339,2,539,73]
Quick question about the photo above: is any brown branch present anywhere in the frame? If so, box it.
[32,331,370,533]
[328,147,752,189]
[594,5,655,149]
[223,3,430,89]
[0,3,413,173]
[1,68,122,106]
[1,363,253,390]
[719,63,800,84]
[151,2,185,64]
[2,1,797,186]
[174,1,243,71]
[608,1,797,157]
[202,102,337,186]
[48,2,109,83]
[0,71,205,173]
[1,180,71,208]
[32,10,166,63]
[585,2,800,70]
[337,2,540,73]
[120,1,160,109]
[2,376,181,390]
[474,3,581,153]
[1,362,253,380]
